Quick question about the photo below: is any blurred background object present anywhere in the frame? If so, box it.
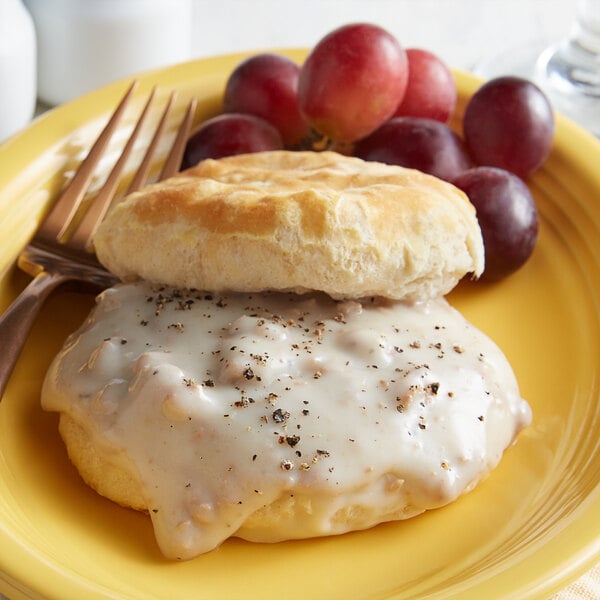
[0,0,36,142]
[24,0,192,106]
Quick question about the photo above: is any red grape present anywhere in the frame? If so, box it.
[394,48,456,122]
[452,166,538,281]
[297,23,409,142]
[223,53,308,147]
[182,113,283,168]
[463,76,554,178]
[353,116,472,181]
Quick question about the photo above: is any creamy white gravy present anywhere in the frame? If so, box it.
[42,283,531,559]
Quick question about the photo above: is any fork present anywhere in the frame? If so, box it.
[0,81,197,399]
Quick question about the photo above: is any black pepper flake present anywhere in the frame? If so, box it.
[286,435,300,447]
[252,454,257,461]
[429,382,440,395]
[243,367,255,380]
[203,379,215,387]
[316,449,330,457]
[478,415,485,422]
[175,299,194,311]
[140,320,149,326]
[302,409,310,416]
[272,408,290,423]
[280,460,294,471]
[120,338,128,345]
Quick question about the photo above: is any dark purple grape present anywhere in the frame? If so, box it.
[463,76,554,178]
[182,113,283,168]
[353,116,472,181]
[223,53,308,147]
[452,166,538,281]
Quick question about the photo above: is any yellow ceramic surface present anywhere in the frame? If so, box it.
[0,51,599,600]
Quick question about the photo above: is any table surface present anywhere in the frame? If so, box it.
[3,1,599,598]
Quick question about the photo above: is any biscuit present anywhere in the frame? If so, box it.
[94,151,483,300]
[43,284,530,559]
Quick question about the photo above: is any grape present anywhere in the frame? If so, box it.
[394,48,456,122]
[353,116,472,181]
[452,167,538,281]
[297,23,409,143]
[463,76,554,178]
[182,113,283,168]
[223,53,308,147]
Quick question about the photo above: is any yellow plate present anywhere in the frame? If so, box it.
[1,51,599,600]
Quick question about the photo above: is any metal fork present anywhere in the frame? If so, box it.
[0,81,197,399]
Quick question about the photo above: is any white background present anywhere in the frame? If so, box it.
[189,0,578,73]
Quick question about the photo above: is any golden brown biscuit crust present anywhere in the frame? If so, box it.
[94,151,483,300]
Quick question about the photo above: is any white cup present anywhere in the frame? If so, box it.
[24,0,193,106]
[0,0,36,142]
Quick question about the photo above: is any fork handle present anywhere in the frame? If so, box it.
[0,271,69,400]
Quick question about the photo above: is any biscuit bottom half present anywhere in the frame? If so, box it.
[42,282,531,560]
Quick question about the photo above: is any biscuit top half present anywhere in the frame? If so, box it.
[94,150,484,301]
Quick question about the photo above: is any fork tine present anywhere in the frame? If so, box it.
[159,97,197,180]
[68,87,158,251]
[37,80,139,244]
[72,94,197,252]
[127,91,177,194]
